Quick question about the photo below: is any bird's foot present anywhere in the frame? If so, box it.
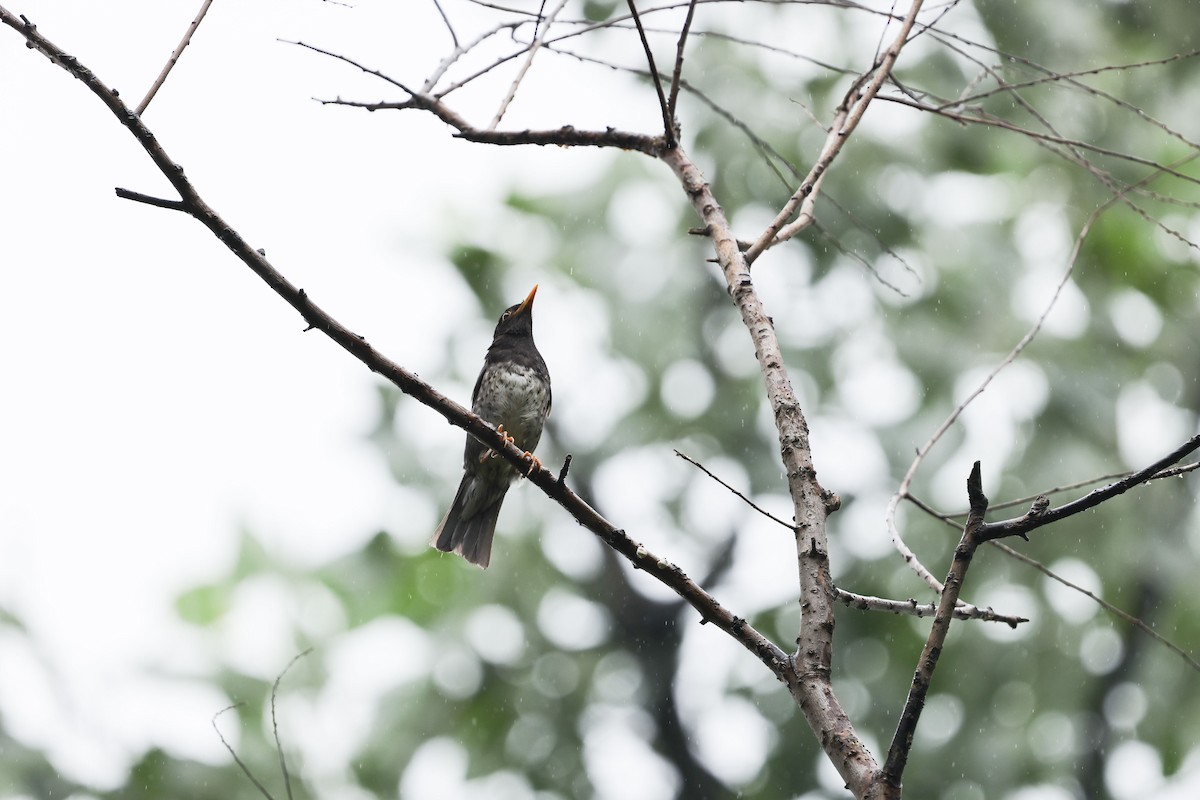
[523,452,541,476]
[480,424,518,463]
[497,424,516,447]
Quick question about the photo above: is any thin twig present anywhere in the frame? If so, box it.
[115,187,188,212]
[430,0,459,49]
[270,649,312,800]
[136,0,215,116]
[883,461,988,787]
[212,704,276,800]
[835,587,1026,626]
[489,0,568,129]
[666,0,698,123]
[743,0,928,263]
[991,541,1200,672]
[885,163,1143,598]
[674,449,795,531]
[624,0,675,146]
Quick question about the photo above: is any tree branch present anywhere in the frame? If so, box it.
[883,461,988,789]
[980,434,1200,542]
[488,0,567,129]
[834,587,1025,627]
[743,0,927,264]
[135,0,215,116]
[658,144,879,799]
[289,39,667,154]
[665,0,698,123]
[624,0,676,146]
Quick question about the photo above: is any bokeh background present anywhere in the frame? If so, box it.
[2,1,1200,798]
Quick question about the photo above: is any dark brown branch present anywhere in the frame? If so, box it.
[883,461,988,789]
[624,0,675,146]
[290,39,666,155]
[980,434,1200,541]
[0,6,785,682]
[323,93,663,152]
[115,187,188,212]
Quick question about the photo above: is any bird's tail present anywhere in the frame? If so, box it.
[431,474,508,569]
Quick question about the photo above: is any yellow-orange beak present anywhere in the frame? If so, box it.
[514,284,538,315]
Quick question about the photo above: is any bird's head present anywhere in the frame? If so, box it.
[492,284,538,340]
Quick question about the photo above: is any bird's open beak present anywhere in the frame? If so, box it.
[514,284,538,315]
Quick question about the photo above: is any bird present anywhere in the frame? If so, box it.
[431,285,552,568]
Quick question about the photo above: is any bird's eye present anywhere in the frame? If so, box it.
[501,311,512,321]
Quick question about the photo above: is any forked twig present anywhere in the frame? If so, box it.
[212,704,276,800]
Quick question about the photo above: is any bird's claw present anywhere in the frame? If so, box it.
[480,424,518,463]
[523,453,541,477]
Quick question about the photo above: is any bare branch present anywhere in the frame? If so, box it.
[659,144,879,798]
[292,39,665,154]
[489,0,568,129]
[883,461,989,788]
[991,541,1200,673]
[666,0,698,122]
[136,0,215,116]
[674,449,797,531]
[625,0,675,146]
[430,0,459,49]
[743,0,928,263]
[834,587,1026,627]
[212,704,276,800]
[981,435,1200,542]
